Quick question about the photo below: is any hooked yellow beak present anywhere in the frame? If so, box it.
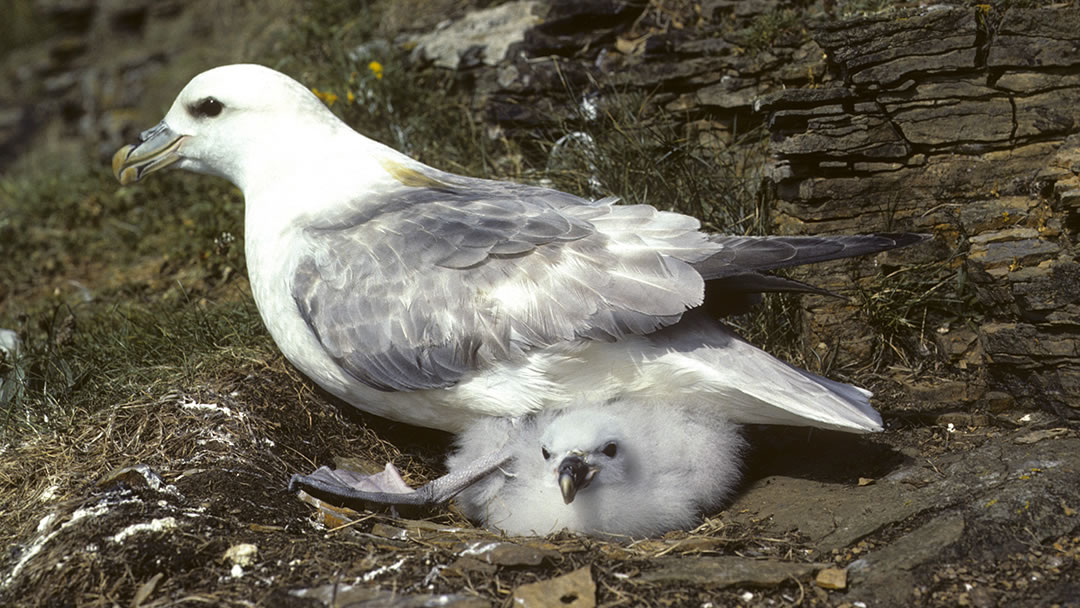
[112,122,187,185]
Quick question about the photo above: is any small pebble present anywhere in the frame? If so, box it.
[816,567,847,590]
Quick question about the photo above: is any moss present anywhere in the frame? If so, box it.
[740,8,806,52]
[0,165,251,435]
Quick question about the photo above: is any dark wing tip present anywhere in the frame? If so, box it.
[869,232,934,249]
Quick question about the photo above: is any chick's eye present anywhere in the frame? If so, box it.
[191,97,224,118]
[541,447,551,460]
[602,442,617,458]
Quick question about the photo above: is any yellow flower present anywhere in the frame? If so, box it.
[368,61,384,80]
[311,87,338,106]
[347,90,356,104]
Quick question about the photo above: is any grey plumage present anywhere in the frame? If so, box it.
[289,170,923,394]
[697,233,926,315]
[290,172,709,392]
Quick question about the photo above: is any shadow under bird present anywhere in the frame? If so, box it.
[113,64,928,536]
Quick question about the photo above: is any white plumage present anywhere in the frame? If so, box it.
[289,314,873,537]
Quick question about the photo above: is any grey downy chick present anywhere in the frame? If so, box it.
[447,396,745,537]
[292,396,743,538]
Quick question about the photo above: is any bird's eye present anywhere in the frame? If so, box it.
[541,447,551,460]
[190,97,224,118]
[602,442,617,458]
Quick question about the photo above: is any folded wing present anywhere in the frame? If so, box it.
[291,175,711,392]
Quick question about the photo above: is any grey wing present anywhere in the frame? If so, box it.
[291,177,710,392]
[696,233,929,283]
[290,447,512,508]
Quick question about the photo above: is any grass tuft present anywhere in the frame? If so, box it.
[836,0,893,17]
[532,87,768,236]
[740,9,806,52]
[0,165,253,438]
[270,0,501,177]
[2,288,270,437]
[855,255,980,374]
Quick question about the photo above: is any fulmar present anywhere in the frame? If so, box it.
[113,64,928,535]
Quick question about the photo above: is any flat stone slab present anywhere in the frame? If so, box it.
[638,556,825,587]
[729,434,1080,553]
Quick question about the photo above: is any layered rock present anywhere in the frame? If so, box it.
[760,6,1079,411]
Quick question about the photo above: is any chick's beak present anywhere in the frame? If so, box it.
[557,453,597,505]
[112,121,187,185]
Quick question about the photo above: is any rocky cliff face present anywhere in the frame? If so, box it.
[764,6,1080,413]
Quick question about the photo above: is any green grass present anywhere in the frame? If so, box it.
[0,167,253,436]
[270,0,502,177]
[530,89,768,235]
[0,170,244,300]
[738,8,806,52]
[1,294,269,434]
[836,0,893,17]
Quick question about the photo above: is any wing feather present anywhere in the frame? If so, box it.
[649,314,882,432]
[292,175,709,392]
[290,168,927,393]
[696,233,929,279]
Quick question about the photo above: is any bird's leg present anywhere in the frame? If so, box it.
[290,447,513,508]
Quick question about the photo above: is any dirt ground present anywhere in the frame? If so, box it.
[1,349,1076,606]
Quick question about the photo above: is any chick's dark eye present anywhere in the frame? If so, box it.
[191,97,224,118]
[541,447,551,460]
[602,442,617,458]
